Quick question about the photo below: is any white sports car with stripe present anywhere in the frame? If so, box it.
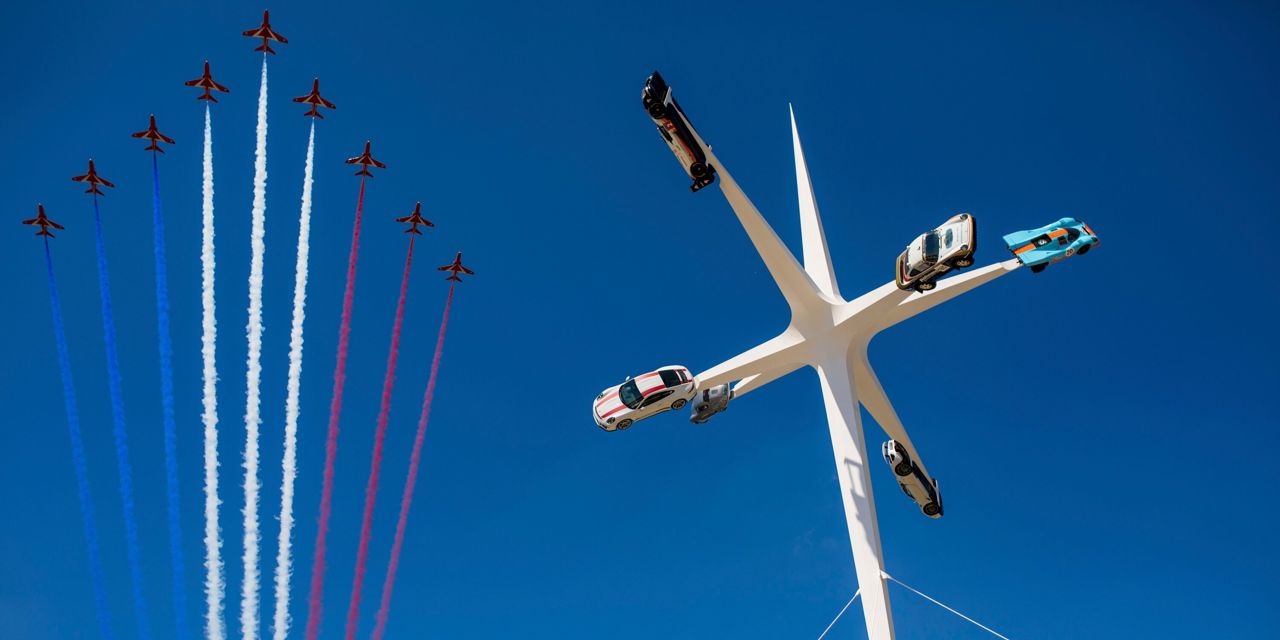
[593,365,698,432]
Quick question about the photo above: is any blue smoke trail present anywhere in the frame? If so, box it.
[152,154,190,640]
[92,195,153,640]
[44,237,116,640]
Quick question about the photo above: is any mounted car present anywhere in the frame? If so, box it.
[895,213,977,293]
[643,71,717,192]
[881,440,943,518]
[689,383,732,424]
[593,365,698,432]
[1002,217,1098,273]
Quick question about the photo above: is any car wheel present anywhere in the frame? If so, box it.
[1077,243,1091,255]
[647,103,666,119]
[1030,264,1046,273]
[923,502,941,517]
[690,161,708,178]
[894,462,912,477]
[616,419,633,431]
[953,257,973,268]
[915,281,936,292]
[671,398,687,410]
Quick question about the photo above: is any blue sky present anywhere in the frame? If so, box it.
[2,1,1278,638]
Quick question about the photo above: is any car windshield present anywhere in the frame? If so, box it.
[618,380,644,409]
[923,232,940,261]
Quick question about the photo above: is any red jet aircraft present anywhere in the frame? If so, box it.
[71,160,115,196]
[345,141,386,177]
[243,10,288,54]
[131,115,176,152]
[293,79,336,118]
[22,204,65,238]
[185,61,230,102]
[438,252,475,282]
[395,202,435,235]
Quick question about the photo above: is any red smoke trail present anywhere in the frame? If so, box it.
[343,237,417,640]
[371,282,454,640]
[304,178,365,640]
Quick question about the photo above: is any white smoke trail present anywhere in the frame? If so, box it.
[201,104,227,640]
[271,121,314,640]
[242,57,269,640]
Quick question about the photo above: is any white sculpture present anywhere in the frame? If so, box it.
[691,108,1022,640]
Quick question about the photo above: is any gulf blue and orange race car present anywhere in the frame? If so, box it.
[1003,217,1099,272]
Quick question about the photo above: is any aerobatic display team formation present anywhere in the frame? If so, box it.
[23,10,1100,640]
[25,11,473,640]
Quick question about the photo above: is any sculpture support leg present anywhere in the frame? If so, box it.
[706,150,824,314]
[730,360,804,399]
[851,346,932,481]
[695,328,806,390]
[815,355,895,640]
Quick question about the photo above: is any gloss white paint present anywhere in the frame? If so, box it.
[691,108,1020,640]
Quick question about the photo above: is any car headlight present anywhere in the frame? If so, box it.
[606,417,615,424]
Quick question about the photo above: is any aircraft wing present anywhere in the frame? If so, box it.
[159,132,175,144]
[371,158,387,169]
[319,96,336,109]
[460,265,475,275]
[395,215,412,223]
[49,219,65,230]
[21,217,39,225]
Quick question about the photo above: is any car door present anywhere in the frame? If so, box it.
[638,389,675,418]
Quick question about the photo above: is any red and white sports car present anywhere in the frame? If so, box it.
[593,365,698,432]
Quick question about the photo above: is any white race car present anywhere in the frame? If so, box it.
[882,440,944,518]
[895,213,977,292]
[593,365,697,432]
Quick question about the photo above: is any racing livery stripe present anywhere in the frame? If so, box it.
[599,404,628,419]
[598,380,693,419]
[595,372,663,409]
[1014,243,1036,255]
[594,391,619,408]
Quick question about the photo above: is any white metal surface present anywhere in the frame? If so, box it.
[689,108,1021,639]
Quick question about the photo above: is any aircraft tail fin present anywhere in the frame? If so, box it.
[256,42,276,55]
[354,167,373,177]
[446,274,462,282]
